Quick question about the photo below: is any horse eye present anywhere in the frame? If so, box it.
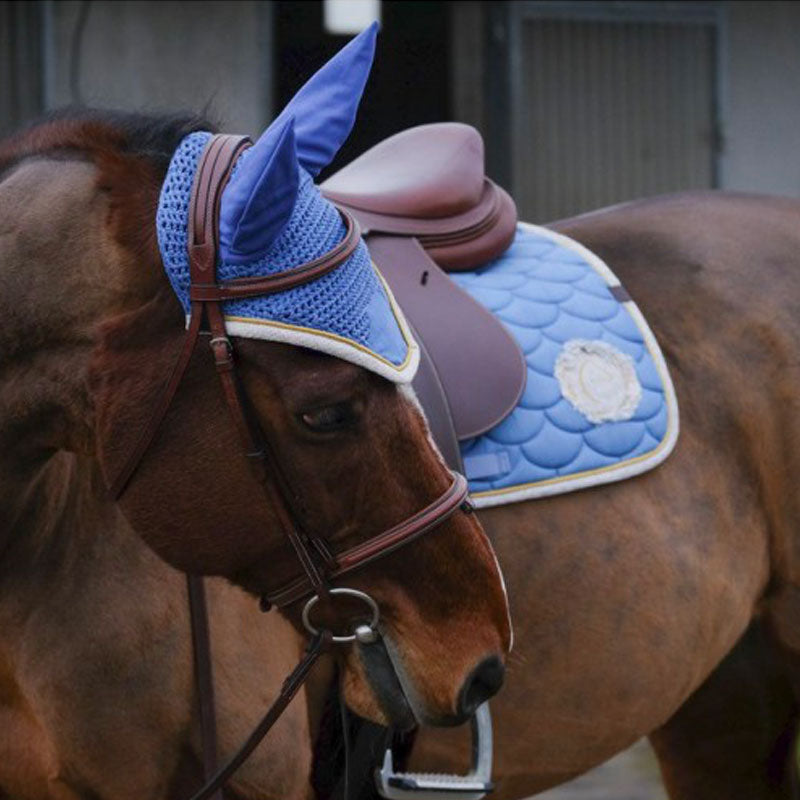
[300,403,357,433]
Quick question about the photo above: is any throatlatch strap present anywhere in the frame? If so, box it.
[109,310,205,499]
[108,135,252,500]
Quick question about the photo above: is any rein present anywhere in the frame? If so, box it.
[109,134,473,797]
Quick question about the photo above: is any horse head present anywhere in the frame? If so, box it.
[80,24,512,728]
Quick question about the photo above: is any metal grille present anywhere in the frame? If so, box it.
[512,13,718,221]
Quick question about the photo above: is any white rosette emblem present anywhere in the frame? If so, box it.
[555,339,642,424]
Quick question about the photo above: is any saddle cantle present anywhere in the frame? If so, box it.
[322,123,517,271]
[323,124,527,470]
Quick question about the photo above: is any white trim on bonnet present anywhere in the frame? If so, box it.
[222,317,420,384]
[186,263,420,384]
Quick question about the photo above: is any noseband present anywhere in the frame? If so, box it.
[109,134,472,798]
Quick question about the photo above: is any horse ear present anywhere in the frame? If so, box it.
[219,117,299,263]
[268,21,378,176]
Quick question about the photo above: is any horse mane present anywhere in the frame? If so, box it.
[0,108,216,265]
[0,107,215,173]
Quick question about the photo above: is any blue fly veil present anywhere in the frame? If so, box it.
[155,24,418,383]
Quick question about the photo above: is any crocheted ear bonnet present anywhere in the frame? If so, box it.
[154,24,419,383]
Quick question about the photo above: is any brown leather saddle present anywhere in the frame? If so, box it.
[322,123,526,470]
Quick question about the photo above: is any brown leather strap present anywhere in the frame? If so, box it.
[109,309,204,498]
[186,632,330,800]
[188,135,253,282]
[336,473,469,571]
[186,135,333,600]
[189,209,360,301]
[108,135,252,500]
[186,575,223,800]
[264,473,470,608]
[205,322,332,596]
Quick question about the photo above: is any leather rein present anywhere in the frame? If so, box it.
[109,134,472,798]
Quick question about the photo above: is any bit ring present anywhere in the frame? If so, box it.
[301,587,380,644]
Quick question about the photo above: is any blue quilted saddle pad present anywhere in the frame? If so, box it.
[452,223,679,508]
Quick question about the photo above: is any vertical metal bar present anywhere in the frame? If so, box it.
[257,0,275,130]
[508,3,719,220]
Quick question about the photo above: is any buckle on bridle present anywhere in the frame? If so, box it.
[209,336,233,369]
[302,587,380,644]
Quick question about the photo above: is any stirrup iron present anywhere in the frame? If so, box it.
[376,702,493,800]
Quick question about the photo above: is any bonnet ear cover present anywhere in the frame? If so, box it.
[219,22,377,264]
[268,21,378,177]
[218,117,299,264]
[157,21,418,384]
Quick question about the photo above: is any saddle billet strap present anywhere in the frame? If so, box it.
[264,473,470,608]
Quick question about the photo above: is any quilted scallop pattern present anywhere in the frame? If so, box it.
[452,224,672,499]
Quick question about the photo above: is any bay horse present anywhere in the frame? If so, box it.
[0,29,511,800]
[407,191,800,800]
[3,23,800,800]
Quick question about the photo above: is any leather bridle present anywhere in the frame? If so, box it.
[109,134,473,798]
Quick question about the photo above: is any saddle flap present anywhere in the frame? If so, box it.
[369,235,526,441]
[322,123,484,218]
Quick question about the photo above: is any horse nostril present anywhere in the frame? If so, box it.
[458,656,505,717]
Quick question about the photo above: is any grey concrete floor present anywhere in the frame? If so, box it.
[531,740,668,800]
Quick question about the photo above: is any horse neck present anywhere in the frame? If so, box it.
[0,149,317,797]
[0,154,160,572]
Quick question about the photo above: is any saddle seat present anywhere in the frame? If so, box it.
[324,124,527,471]
[322,123,517,272]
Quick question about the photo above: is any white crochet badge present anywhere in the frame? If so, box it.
[555,339,642,424]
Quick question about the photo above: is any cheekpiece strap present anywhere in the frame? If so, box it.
[187,134,252,282]
[185,135,333,600]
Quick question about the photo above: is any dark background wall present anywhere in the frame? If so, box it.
[274,0,449,179]
[0,1,43,136]
[3,0,800,221]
